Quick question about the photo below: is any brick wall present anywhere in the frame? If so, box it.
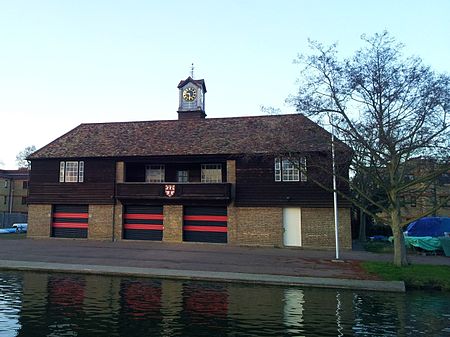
[230,206,283,247]
[88,205,114,240]
[301,208,352,249]
[113,202,123,241]
[163,205,183,243]
[116,162,124,183]
[27,204,52,238]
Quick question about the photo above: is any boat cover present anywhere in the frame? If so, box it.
[405,217,450,237]
[404,236,442,251]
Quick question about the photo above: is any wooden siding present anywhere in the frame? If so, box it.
[117,182,231,201]
[234,155,351,208]
[28,159,116,205]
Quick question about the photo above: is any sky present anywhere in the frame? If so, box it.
[1,0,449,168]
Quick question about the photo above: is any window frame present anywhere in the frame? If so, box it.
[145,165,165,183]
[275,157,307,182]
[201,164,222,183]
[59,161,85,183]
[177,170,189,183]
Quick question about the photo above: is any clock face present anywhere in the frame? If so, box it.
[183,87,197,101]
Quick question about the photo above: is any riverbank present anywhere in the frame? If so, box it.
[0,238,447,292]
[362,261,450,291]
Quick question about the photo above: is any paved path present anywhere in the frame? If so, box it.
[0,238,447,292]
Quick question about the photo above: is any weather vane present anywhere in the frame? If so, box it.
[190,63,194,78]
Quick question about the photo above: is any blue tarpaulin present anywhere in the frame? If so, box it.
[405,217,450,237]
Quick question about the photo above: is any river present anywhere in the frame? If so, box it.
[0,271,449,336]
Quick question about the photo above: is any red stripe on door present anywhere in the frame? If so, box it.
[123,224,164,230]
[183,215,228,222]
[52,223,88,229]
[124,214,164,220]
[183,225,227,233]
[53,212,89,219]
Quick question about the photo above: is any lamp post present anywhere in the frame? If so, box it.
[331,117,340,260]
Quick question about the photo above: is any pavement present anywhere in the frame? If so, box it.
[0,238,447,292]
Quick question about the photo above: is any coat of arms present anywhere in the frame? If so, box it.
[164,184,176,197]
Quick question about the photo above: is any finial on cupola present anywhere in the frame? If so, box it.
[191,63,195,79]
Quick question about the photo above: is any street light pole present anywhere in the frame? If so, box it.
[331,119,340,260]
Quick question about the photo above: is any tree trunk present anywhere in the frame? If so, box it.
[359,208,367,242]
[391,210,409,266]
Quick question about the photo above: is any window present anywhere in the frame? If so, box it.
[201,164,222,183]
[21,197,27,205]
[146,165,165,182]
[3,180,7,188]
[275,157,307,182]
[3,196,6,204]
[59,161,84,183]
[22,181,29,189]
[177,170,189,183]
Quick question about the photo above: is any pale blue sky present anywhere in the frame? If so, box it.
[1,0,449,168]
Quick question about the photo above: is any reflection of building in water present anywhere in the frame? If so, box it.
[284,288,305,334]
[17,272,122,337]
[300,288,355,336]
[14,273,369,337]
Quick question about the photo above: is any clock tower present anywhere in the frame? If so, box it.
[177,76,207,120]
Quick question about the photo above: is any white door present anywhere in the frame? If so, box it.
[283,208,302,247]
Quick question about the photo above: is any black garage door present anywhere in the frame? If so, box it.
[123,205,163,241]
[52,205,88,238]
[183,206,227,243]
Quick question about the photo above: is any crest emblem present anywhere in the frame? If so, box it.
[164,184,176,197]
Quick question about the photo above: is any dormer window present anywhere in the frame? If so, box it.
[59,161,84,183]
[275,157,307,182]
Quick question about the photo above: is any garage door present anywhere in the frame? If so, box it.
[123,205,163,241]
[52,205,88,238]
[183,206,227,243]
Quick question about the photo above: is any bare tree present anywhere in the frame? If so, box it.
[16,145,36,169]
[289,31,450,266]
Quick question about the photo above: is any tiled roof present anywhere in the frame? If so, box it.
[29,114,345,159]
[0,169,29,179]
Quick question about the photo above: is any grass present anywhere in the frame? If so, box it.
[0,233,27,240]
[361,261,450,291]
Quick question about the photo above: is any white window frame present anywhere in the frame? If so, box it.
[177,170,189,183]
[146,165,165,183]
[201,164,222,183]
[59,161,84,183]
[275,157,307,182]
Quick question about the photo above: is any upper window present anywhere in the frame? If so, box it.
[275,157,307,182]
[59,161,84,183]
[177,170,189,183]
[201,164,222,183]
[146,165,165,183]
[22,181,29,189]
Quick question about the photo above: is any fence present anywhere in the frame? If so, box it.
[0,212,28,228]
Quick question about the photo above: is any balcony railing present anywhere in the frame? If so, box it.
[116,182,231,201]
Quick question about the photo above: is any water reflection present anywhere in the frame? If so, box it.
[0,271,448,336]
